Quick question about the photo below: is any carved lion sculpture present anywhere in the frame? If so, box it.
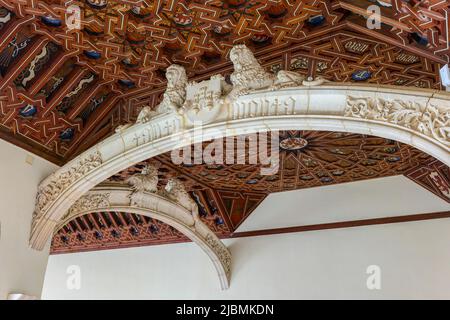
[273,70,306,89]
[126,164,159,194]
[136,64,188,123]
[228,44,275,99]
[164,177,200,223]
[228,45,328,98]
[126,163,160,207]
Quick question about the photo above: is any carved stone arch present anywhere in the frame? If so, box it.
[30,84,450,261]
[56,185,231,290]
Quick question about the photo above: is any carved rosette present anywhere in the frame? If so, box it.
[33,151,103,226]
[345,96,450,147]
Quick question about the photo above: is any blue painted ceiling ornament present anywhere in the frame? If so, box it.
[351,70,372,81]
[121,58,139,68]
[307,15,325,27]
[19,104,37,117]
[411,32,428,46]
[118,79,135,88]
[41,16,62,27]
[84,50,101,59]
[59,127,75,141]
[214,217,224,226]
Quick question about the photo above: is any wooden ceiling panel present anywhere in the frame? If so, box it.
[0,1,448,161]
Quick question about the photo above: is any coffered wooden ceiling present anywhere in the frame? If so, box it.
[0,0,449,163]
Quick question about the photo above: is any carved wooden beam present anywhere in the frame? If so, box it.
[43,67,87,116]
[0,37,48,91]
[27,50,76,96]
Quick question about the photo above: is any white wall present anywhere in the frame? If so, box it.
[0,139,58,299]
[238,175,450,232]
[43,218,450,300]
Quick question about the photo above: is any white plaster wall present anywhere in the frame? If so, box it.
[0,139,58,299]
[43,217,450,300]
[237,175,450,232]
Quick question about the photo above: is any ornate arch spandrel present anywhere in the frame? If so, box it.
[56,185,231,290]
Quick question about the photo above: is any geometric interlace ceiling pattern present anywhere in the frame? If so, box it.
[51,130,448,254]
[0,0,449,163]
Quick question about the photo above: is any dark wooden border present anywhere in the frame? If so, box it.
[230,211,450,238]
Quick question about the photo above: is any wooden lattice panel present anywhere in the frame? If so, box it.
[51,212,189,254]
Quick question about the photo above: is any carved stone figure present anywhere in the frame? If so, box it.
[126,163,159,207]
[126,164,159,194]
[114,123,133,133]
[136,64,188,123]
[228,44,275,99]
[164,177,199,222]
[135,106,156,124]
[227,44,330,99]
[272,70,306,89]
[302,76,330,86]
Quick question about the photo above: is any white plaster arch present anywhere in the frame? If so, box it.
[30,83,450,254]
[54,185,231,290]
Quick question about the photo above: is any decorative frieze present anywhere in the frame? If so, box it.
[345,96,450,147]
[205,233,232,281]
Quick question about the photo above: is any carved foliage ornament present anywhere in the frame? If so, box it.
[345,96,450,147]
[34,151,103,221]
[205,233,231,280]
[63,193,110,221]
